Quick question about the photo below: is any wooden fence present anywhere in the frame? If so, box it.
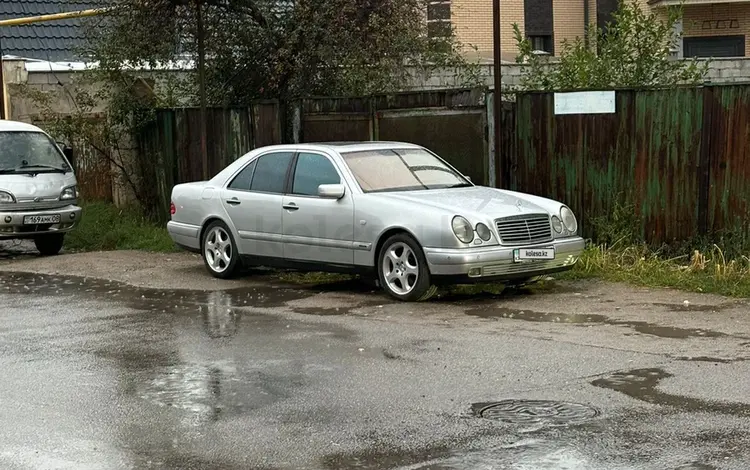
[137,88,512,220]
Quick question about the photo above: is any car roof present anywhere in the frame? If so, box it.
[251,141,424,154]
[0,120,46,133]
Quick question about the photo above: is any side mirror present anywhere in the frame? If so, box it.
[318,183,346,199]
[465,175,472,183]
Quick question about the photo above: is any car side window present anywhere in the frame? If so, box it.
[292,152,341,196]
[227,160,257,191]
[249,152,294,193]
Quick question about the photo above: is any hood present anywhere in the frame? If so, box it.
[374,186,558,221]
[0,172,77,202]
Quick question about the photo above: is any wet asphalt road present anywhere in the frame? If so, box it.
[2,263,750,469]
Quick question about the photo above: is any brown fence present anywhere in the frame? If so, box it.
[299,89,492,184]
[137,88,513,219]
[512,84,750,243]
[136,83,750,244]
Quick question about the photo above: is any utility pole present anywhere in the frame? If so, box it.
[196,0,208,181]
[0,32,5,119]
[492,0,502,187]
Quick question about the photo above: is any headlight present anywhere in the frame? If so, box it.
[551,215,563,233]
[560,206,577,234]
[451,216,474,243]
[476,223,492,241]
[60,186,78,201]
[0,191,15,203]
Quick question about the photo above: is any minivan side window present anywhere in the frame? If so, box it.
[227,160,257,191]
[249,152,294,193]
[292,152,341,196]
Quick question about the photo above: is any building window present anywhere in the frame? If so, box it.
[528,35,553,54]
[427,1,451,38]
[524,0,553,54]
[683,35,745,58]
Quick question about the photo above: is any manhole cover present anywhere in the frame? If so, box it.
[475,399,600,425]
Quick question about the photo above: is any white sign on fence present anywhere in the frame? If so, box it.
[553,91,616,115]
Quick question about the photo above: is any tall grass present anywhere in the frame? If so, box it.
[64,201,177,253]
[564,201,750,297]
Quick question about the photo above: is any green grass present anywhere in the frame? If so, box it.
[65,201,177,253]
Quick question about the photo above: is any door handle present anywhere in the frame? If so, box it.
[226,198,241,206]
[283,202,299,211]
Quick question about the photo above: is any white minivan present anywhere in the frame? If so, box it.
[0,120,82,255]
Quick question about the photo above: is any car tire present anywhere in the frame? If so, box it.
[377,233,437,302]
[201,220,241,279]
[34,233,65,256]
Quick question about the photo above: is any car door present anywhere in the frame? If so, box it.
[220,151,294,260]
[282,151,355,265]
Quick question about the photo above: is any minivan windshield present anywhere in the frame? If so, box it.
[341,148,471,193]
[0,131,70,174]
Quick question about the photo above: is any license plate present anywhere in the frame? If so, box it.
[24,214,61,225]
[514,247,555,261]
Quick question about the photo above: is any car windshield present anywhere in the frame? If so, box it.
[341,148,470,193]
[0,131,70,173]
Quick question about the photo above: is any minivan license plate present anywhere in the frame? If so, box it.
[513,248,555,261]
[24,214,61,225]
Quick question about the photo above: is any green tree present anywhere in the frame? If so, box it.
[82,0,481,104]
[512,0,709,90]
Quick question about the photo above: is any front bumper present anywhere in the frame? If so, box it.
[424,236,585,281]
[0,204,82,239]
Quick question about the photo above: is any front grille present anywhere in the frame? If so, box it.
[495,214,553,246]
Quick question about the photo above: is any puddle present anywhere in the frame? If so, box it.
[293,307,347,316]
[0,272,313,309]
[652,303,734,313]
[591,368,750,416]
[136,362,236,423]
[465,307,732,339]
[0,271,389,316]
[674,356,749,364]
[467,307,607,324]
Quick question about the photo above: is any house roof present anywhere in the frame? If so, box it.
[0,0,107,62]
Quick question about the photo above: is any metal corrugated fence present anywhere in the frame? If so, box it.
[512,85,750,244]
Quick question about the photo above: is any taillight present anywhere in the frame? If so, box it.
[170,202,176,215]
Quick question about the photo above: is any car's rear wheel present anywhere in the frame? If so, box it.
[202,221,241,279]
[377,233,436,302]
[34,233,65,256]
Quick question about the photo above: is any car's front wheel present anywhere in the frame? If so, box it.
[377,233,436,302]
[34,233,65,256]
[202,221,241,279]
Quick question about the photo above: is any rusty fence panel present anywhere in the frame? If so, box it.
[512,86,750,244]
[704,85,750,235]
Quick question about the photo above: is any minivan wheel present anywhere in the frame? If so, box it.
[377,233,436,302]
[34,233,65,256]
[202,221,241,279]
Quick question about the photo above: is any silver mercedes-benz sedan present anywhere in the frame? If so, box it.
[167,142,584,301]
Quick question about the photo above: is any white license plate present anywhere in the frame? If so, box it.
[24,214,61,225]
[514,247,555,261]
